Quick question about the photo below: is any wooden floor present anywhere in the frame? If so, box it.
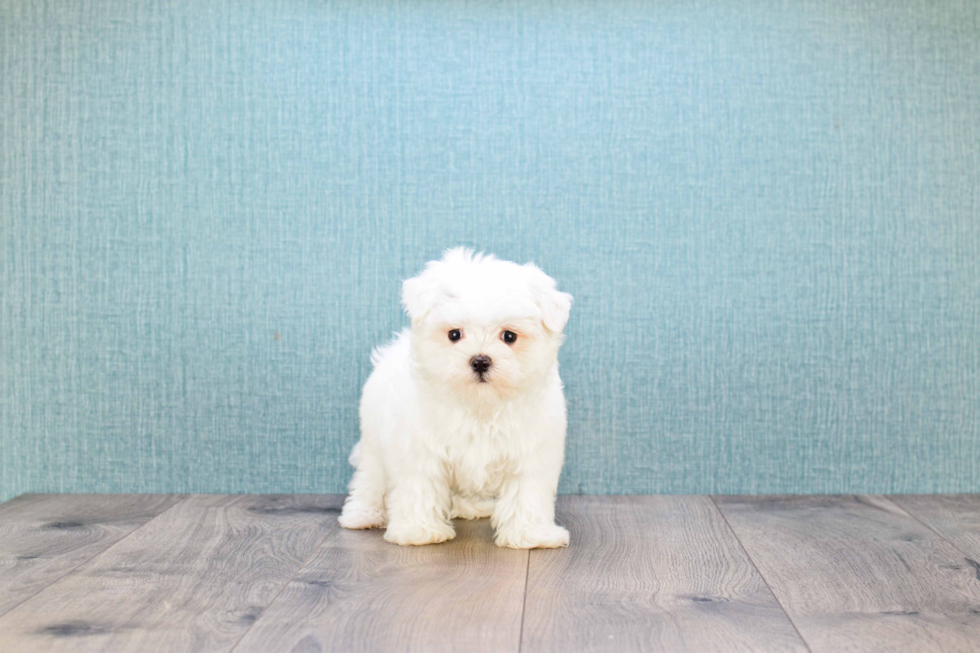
[1,495,980,652]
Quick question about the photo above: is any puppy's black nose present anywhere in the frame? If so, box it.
[470,355,492,374]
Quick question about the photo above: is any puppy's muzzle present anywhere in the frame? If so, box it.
[470,355,492,380]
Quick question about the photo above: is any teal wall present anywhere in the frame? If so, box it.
[2,0,979,502]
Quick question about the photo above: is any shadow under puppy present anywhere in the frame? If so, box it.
[339,247,572,548]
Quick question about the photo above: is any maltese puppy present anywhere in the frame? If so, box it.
[339,247,572,548]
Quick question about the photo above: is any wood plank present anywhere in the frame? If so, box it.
[521,495,807,652]
[892,495,980,560]
[233,517,528,653]
[0,494,342,653]
[715,495,980,652]
[0,494,184,617]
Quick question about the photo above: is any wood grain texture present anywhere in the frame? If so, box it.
[6,494,980,653]
[715,495,980,653]
[892,495,980,560]
[521,495,807,652]
[0,494,342,653]
[0,494,183,618]
[233,517,528,653]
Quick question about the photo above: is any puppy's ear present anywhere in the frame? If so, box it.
[401,275,435,324]
[525,264,573,334]
[539,288,573,333]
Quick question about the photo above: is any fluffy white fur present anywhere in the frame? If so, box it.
[339,247,573,548]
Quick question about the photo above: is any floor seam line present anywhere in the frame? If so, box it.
[882,495,979,563]
[227,512,342,652]
[517,548,531,653]
[709,495,814,653]
[0,493,190,622]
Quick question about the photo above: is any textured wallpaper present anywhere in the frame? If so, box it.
[1,0,979,501]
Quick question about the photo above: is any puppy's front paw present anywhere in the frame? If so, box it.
[338,504,387,530]
[495,524,570,549]
[383,520,456,546]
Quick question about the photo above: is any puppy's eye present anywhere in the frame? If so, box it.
[448,329,462,342]
[501,330,518,344]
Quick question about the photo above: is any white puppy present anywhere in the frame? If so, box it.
[339,247,572,548]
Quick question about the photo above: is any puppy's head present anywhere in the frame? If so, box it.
[402,248,572,403]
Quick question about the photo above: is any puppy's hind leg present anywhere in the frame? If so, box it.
[449,494,496,520]
[339,443,388,530]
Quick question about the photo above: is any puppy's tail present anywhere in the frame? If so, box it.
[348,441,362,467]
[369,328,411,368]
